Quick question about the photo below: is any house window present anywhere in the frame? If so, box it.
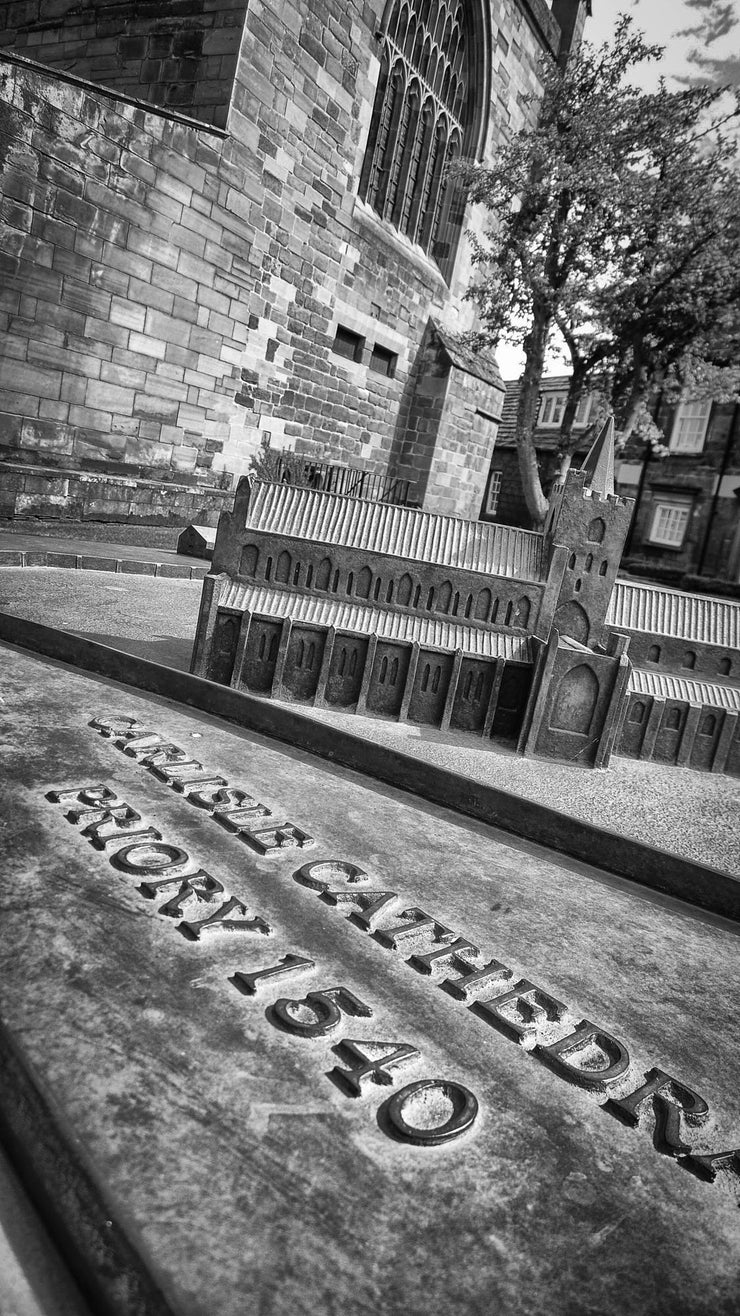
[538,391,593,428]
[359,0,485,284]
[484,470,501,516]
[538,392,566,427]
[575,395,592,425]
[648,498,692,549]
[670,398,712,453]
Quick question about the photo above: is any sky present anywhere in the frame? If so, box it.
[495,0,740,379]
[587,0,740,89]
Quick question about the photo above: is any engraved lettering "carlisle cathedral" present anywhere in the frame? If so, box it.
[48,711,740,1183]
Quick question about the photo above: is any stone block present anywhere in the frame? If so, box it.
[85,378,136,416]
[109,298,147,331]
[127,333,166,360]
[154,563,192,578]
[170,445,199,472]
[26,551,79,568]
[117,559,157,576]
[78,555,118,572]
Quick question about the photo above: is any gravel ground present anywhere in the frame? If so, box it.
[1,565,738,876]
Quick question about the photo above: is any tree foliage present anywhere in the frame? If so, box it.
[461,16,740,526]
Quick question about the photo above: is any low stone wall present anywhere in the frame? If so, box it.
[0,457,231,526]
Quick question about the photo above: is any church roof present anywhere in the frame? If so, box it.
[629,667,740,712]
[218,581,534,661]
[608,579,740,648]
[244,482,546,581]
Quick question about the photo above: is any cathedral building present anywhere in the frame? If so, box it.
[0,0,589,526]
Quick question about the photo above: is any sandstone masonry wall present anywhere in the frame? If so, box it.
[0,0,245,127]
[0,0,572,524]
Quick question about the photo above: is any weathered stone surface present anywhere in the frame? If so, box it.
[1,644,739,1315]
[0,0,572,520]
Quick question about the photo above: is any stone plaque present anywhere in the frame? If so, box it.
[1,645,739,1316]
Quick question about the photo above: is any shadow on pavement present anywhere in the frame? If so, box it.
[73,632,194,672]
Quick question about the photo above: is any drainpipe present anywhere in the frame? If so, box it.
[624,442,651,557]
[623,392,665,558]
[697,402,740,577]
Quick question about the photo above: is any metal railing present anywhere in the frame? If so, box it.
[271,455,415,506]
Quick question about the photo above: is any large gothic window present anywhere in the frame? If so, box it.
[359,0,486,284]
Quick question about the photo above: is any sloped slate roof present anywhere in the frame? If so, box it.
[608,579,740,648]
[430,322,504,389]
[245,483,546,581]
[497,380,521,446]
[629,667,740,712]
[218,581,533,661]
[496,377,596,451]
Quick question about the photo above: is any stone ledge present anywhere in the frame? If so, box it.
[0,48,230,137]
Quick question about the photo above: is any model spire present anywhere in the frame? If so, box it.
[580,415,615,497]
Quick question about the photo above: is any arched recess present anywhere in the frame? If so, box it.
[551,664,600,735]
[316,557,332,591]
[398,572,413,605]
[275,550,291,584]
[587,517,606,543]
[515,596,531,628]
[356,566,372,599]
[239,544,259,578]
[438,581,452,612]
[474,587,491,621]
[554,600,590,645]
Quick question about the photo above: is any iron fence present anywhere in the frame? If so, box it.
[271,455,415,506]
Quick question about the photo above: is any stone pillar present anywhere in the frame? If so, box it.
[675,704,703,769]
[482,657,506,739]
[440,649,464,732]
[639,697,665,761]
[355,635,378,716]
[398,643,421,723]
[712,710,738,774]
[271,619,293,698]
[313,628,336,708]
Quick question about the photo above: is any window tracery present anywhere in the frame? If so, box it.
[359,0,485,283]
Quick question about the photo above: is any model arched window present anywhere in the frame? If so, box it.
[359,0,488,283]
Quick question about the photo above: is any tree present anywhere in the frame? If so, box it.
[461,17,740,526]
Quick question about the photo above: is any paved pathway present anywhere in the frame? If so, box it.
[0,528,208,578]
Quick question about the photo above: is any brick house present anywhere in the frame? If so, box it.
[617,397,740,590]
[0,0,590,528]
[480,374,600,527]
[483,378,740,591]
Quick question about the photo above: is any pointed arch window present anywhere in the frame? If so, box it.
[359,0,487,283]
